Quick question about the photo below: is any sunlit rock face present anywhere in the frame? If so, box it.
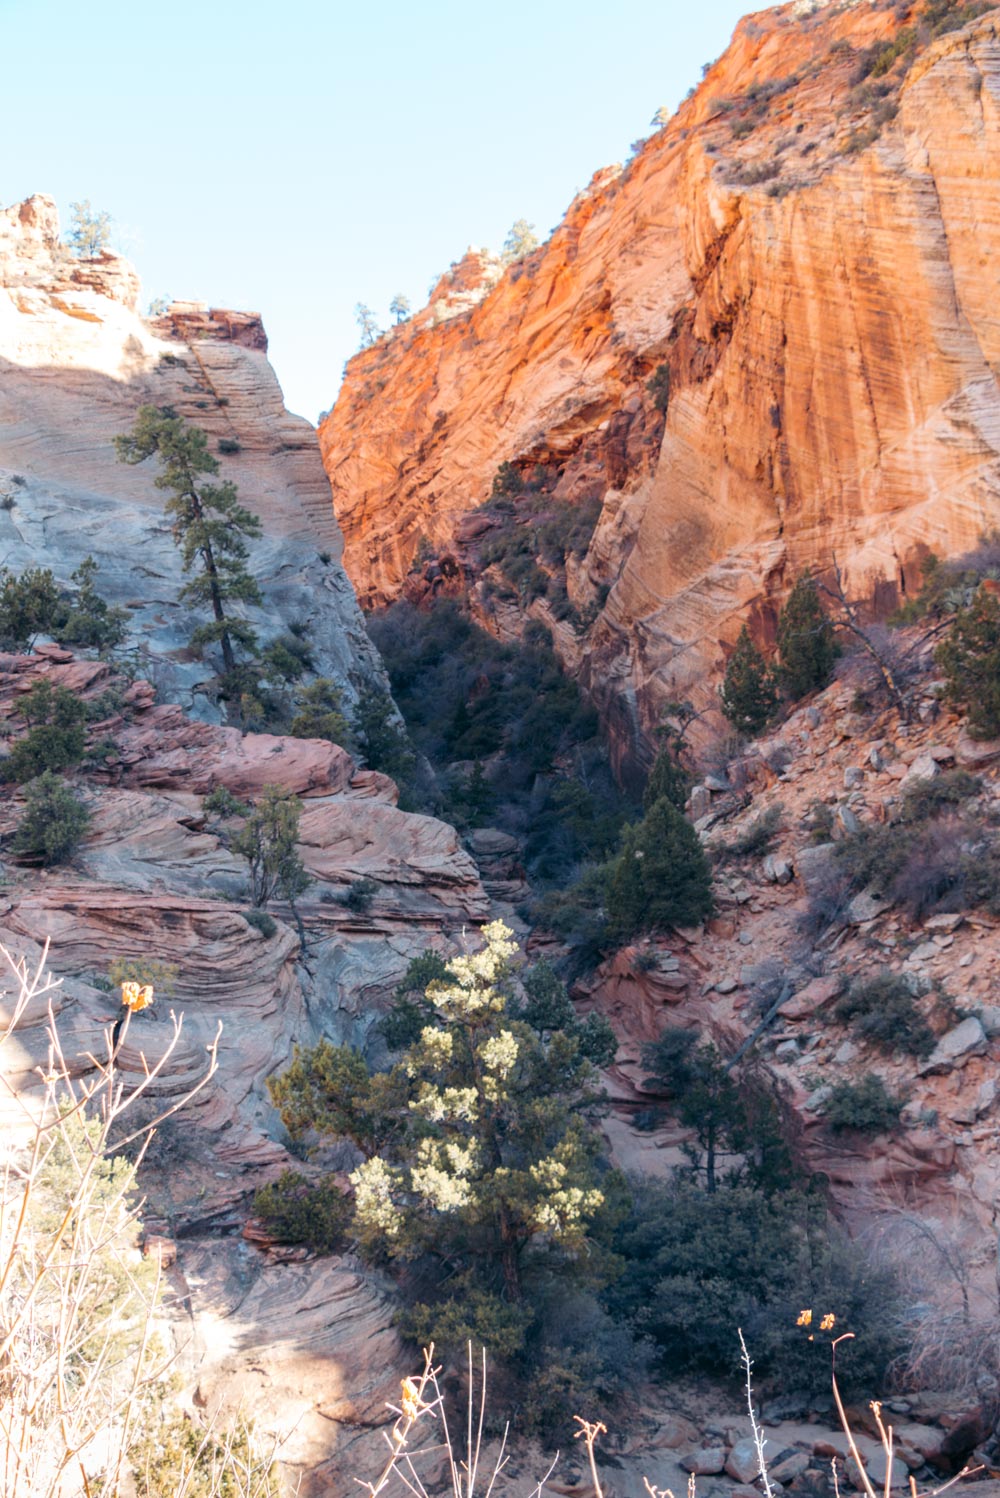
[319,4,1000,770]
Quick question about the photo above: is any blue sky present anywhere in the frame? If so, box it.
[3,0,752,422]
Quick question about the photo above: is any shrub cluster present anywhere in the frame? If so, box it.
[11,771,90,865]
[836,770,989,921]
[834,973,935,1059]
[252,1169,351,1253]
[822,1073,904,1135]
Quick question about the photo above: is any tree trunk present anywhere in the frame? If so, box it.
[499,1210,523,1303]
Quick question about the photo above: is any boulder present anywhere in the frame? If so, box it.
[681,1448,727,1476]
[901,755,940,785]
[779,974,842,1019]
[917,1016,987,1075]
[865,1452,909,1489]
[726,1439,764,1485]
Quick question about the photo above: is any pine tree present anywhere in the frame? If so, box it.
[268,921,616,1347]
[501,219,538,264]
[115,406,262,679]
[66,200,112,259]
[204,783,309,909]
[353,682,415,783]
[389,293,411,324]
[0,566,64,649]
[776,573,837,700]
[937,584,1000,738]
[605,797,714,939]
[720,624,778,735]
[354,303,383,348]
[644,741,689,812]
[289,678,352,746]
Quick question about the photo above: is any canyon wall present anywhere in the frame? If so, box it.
[319,0,1000,766]
[0,196,490,1491]
[0,193,380,719]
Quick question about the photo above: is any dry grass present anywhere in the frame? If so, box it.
[0,938,279,1497]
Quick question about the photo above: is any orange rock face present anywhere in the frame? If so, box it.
[319,2,1000,765]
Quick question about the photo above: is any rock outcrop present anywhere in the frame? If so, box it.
[0,193,379,720]
[0,203,490,1490]
[319,1,1000,771]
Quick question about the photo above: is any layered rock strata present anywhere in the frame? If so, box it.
[319,2,1000,770]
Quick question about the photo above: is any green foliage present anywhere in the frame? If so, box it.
[776,574,837,700]
[259,631,313,683]
[501,218,538,264]
[937,586,1000,738]
[243,908,278,938]
[822,1073,904,1135]
[378,950,451,1051]
[643,742,689,812]
[217,437,241,455]
[253,1169,351,1252]
[269,921,618,1360]
[519,960,618,1068]
[12,770,90,864]
[341,877,379,913]
[390,293,411,324]
[352,681,417,787]
[721,625,778,735]
[107,956,179,997]
[369,601,622,874]
[66,199,112,258]
[647,362,671,414]
[446,760,496,827]
[834,974,935,1059]
[491,461,525,498]
[5,681,88,782]
[605,797,714,940]
[205,783,309,908]
[609,1181,903,1396]
[479,490,602,616]
[836,774,989,920]
[642,1027,794,1193]
[55,556,128,650]
[115,406,263,680]
[132,1408,281,1498]
[355,302,383,348]
[0,566,63,649]
[901,769,980,821]
[289,677,352,746]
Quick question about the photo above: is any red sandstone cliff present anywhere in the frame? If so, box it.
[319,0,1000,761]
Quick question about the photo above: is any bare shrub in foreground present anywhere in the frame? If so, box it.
[0,940,279,1497]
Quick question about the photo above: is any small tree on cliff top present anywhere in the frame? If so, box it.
[268,920,617,1353]
[115,406,262,678]
[66,200,112,259]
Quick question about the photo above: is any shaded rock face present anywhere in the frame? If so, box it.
[0,649,487,1492]
[0,194,380,723]
[319,4,1000,774]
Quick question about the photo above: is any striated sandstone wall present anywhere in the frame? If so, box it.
[319,2,1000,770]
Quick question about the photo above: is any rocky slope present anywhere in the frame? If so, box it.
[319,0,1000,775]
